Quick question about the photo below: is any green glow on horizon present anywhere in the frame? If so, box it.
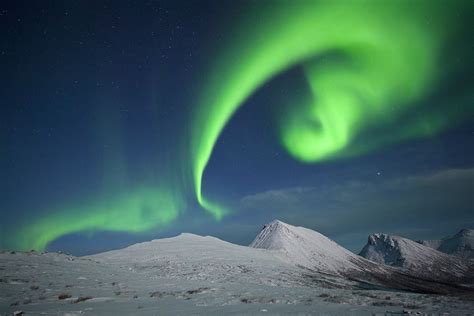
[6,187,184,251]
[192,0,472,216]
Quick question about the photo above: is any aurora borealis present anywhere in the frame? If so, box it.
[1,0,473,254]
[192,0,473,218]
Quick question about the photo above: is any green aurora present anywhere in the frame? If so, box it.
[6,187,184,251]
[192,0,473,218]
[3,0,473,251]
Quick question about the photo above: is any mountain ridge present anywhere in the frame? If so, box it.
[417,229,474,259]
[359,232,473,284]
[90,219,474,295]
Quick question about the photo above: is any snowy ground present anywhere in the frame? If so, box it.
[1,233,473,315]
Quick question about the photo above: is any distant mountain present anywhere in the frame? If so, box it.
[417,229,474,259]
[359,233,473,283]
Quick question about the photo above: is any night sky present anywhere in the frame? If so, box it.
[1,0,473,255]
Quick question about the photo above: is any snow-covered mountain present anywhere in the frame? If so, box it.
[91,220,474,295]
[359,233,473,283]
[94,220,474,292]
[249,220,368,275]
[417,229,474,259]
[1,220,474,315]
[91,232,307,286]
[250,221,474,293]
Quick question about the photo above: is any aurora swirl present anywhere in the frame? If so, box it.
[191,0,473,218]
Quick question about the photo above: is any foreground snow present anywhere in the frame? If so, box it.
[1,221,473,315]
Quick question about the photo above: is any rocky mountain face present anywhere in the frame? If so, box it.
[359,232,474,285]
[250,220,474,294]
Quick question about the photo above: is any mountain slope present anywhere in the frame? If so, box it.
[359,233,473,283]
[90,232,329,288]
[250,220,474,294]
[2,250,474,315]
[418,229,474,259]
[249,220,366,275]
[90,220,474,295]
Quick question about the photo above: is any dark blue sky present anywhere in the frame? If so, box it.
[1,0,473,255]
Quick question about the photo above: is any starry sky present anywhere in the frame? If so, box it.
[1,0,473,255]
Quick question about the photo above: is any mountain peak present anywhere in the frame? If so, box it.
[250,219,294,250]
[265,219,288,228]
[367,233,401,247]
[250,219,364,274]
[360,233,408,266]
